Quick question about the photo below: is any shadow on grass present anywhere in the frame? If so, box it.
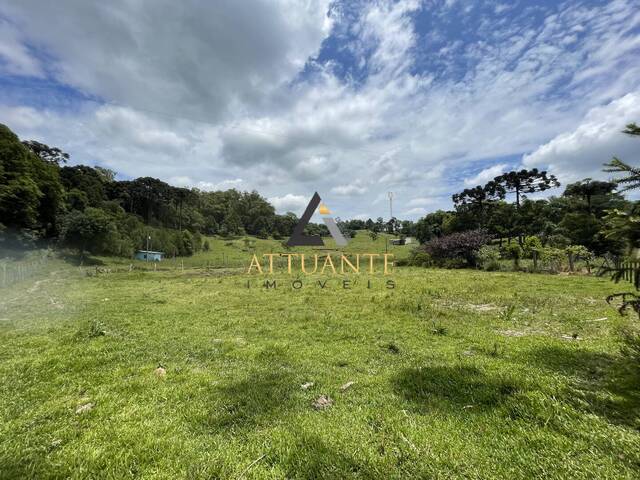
[524,345,640,430]
[268,433,377,479]
[197,345,298,434]
[525,345,615,381]
[393,365,520,413]
[198,369,296,434]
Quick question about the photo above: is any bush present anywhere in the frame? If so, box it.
[409,252,432,267]
[538,247,565,272]
[547,234,571,249]
[565,244,594,272]
[522,236,542,258]
[477,245,501,271]
[502,243,523,269]
[422,229,492,268]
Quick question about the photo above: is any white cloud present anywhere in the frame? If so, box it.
[403,207,427,216]
[463,163,508,187]
[169,177,243,191]
[331,180,367,196]
[267,193,309,214]
[1,0,639,220]
[0,0,332,121]
[0,19,43,77]
[523,92,640,183]
[407,197,436,207]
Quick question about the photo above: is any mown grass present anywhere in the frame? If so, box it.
[0,259,639,479]
[97,231,413,271]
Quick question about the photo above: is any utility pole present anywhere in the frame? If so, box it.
[387,192,394,234]
[146,235,151,262]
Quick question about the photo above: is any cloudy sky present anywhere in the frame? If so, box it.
[0,0,639,220]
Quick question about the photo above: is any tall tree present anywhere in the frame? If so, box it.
[489,168,560,208]
[0,124,64,235]
[21,140,69,164]
[602,123,640,191]
[563,179,618,213]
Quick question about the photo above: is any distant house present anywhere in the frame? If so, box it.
[135,250,164,261]
[390,237,414,246]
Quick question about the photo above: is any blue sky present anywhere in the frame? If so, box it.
[0,0,639,220]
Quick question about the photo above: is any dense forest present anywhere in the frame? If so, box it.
[1,122,639,265]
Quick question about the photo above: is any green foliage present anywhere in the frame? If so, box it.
[565,245,593,260]
[477,245,501,271]
[0,124,64,235]
[604,157,640,192]
[538,247,565,272]
[414,210,451,243]
[602,208,640,253]
[503,243,522,259]
[59,207,114,254]
[407,251,432,267]
[547,233,571,249]
[522,236,542,258]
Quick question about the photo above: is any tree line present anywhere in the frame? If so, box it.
[412,123,640,269]
[0,123,301,257]
[2,120,639,265]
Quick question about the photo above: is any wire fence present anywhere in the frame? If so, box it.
[0,255,50,288]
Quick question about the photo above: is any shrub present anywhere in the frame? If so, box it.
[408,251,432,267]
[477,245,501,271]
[422,229,492,268]
[538,247,565,272]
[522,236,542,258]
[547,234,571,249]
[502,243,523,269]
[565,244,594,271]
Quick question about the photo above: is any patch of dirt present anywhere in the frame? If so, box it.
[27,278,49,294]
[438,301,499,312]
[312,395,333,410]
[499,330,527,337]
[340,381,355,391]
[75,403,94,414]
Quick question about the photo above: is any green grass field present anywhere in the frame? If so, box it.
[1,239,640,478]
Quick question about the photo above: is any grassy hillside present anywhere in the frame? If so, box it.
[0,261,639,478]
[97,231,414,271]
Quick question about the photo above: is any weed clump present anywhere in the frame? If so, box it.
[87,319,106,338]
[384,342,401,354]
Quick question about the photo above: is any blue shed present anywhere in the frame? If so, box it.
[135,250,164,262]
